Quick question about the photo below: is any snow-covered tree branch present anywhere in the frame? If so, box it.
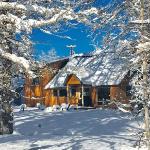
[0,48,33,76]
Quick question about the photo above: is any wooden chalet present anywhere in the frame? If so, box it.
[45,52,132,108]
[24,57,69,107]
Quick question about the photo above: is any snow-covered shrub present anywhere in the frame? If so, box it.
[52,105,60,111]
[69,105,77,110]
[36,103,41,109]
[36,103,45,110]
[60,103,68,111]
[44,107,53,112]
[20,104,26,111]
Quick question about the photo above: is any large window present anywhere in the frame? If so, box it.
[83,88,90,96]
[53,89,67,97]
[98,86,110,105]
[59,89,67,97]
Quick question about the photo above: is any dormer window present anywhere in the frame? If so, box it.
[32,77,40,85]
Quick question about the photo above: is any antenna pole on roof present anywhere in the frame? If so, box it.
[67,45,76,56]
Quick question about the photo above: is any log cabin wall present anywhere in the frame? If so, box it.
[109,72,131,107]
[67,74,81,85]
[41,68,55,106]
[24,77,34,107]
[90,84,129,108]
[24,61,131,108]
[24,58,69,107]
[90,73,131,107]
[24,68,54,107]
[110,85,128,103]
[49,88,67,106]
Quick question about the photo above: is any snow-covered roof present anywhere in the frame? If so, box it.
[46,56,69,64]
[45,52,129,89]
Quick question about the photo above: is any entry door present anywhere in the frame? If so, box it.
[83,88,92,106]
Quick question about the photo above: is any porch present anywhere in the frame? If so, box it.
[51,85,93,107]
[48,74,129,107]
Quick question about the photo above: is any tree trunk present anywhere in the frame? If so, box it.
[140,0,150,148]
[0,59,14,135]
[143,56,150,149]
[0,83,13,134]
[0,0,14,134]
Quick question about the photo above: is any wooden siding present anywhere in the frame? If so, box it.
[67,74,81,85]
[69,96,79,105]
[91,87,97,107]
[48,76,130,107]
[110,85,129,103]
[24,64,130,108]
[49,96,67,106]
[109,72,131,104]
[24,58,69,107]
[44,89,51,107]
[34,85,42,97]
[66,75,81,105]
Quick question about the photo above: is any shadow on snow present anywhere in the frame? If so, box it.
[0,109,140,149]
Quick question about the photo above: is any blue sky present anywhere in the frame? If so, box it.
[31,27,96,58]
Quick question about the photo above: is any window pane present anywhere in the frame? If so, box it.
[32,77,40,85]
[84,88,90,96]
[70,88,76,96]
[98,86,110,105]
[53,90,57,96]
[59,89,67,97]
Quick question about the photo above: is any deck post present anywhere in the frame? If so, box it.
[57,89,60,105]
[96,87,98,106]
[51,89,53,106]
[82,84,84,106]
[67,85,69,104]
[30,78,32,106]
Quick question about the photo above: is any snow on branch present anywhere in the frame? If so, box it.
[29,8,100,29]
[0,2,54,16]
[30,9,72,28]
[0,2,27,11]
[29,7,99,28]
[130,19,150,24]
[0,6,100,32]
[136,42,150,50]
[0,48,33,76]
[0,2,99,16]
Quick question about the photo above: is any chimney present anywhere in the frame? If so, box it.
[67,45,76,56]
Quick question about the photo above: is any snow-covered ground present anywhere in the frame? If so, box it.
[0,107,146,150]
